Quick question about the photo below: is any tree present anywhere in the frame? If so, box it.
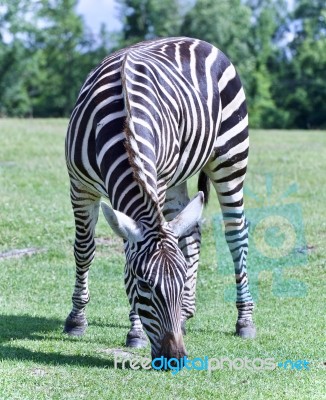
[244,0,290,128]
[278,0,326,128]
[32,0,94,116]
[0,0,40,116]
[0,0,324,127]
[0,0,109,117]
[118,0,184,47]
[180,0,253,85]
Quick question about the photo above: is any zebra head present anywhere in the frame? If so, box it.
[101,192,204,361]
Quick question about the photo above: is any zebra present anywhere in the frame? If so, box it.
[64,37,256,361]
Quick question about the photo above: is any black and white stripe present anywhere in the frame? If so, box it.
[64,37,256,360]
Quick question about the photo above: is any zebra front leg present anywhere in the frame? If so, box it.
[125,263,147,347]
[163,183,202,335]
[64,182,100,336]
[125,310,148,348]
[178,224,202,334]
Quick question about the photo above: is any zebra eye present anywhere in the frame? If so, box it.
[138,280,151,293]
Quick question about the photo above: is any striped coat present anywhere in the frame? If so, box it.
[64,37,256,361]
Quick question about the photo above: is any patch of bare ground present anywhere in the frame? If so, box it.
[0,247,46,260]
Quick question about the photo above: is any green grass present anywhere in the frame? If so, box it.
[0,119,325,399]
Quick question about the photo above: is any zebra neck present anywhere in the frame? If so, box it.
[122,54,164,230]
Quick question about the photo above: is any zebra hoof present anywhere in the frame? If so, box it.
[63,314,88,336]
[126,329,148,348]
[235,319,256,339]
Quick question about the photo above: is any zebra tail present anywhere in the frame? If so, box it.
[198,171,210,206]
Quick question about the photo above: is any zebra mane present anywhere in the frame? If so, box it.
[122,54,164,227]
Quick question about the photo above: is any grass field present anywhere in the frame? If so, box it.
[0,119,325,400]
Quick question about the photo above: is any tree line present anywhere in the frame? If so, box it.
[0,0,325,128]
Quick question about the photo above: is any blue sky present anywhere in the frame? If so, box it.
[77,0,122,33]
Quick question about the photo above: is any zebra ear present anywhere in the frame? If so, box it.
[101,202,143,242]
[168,191,204,237]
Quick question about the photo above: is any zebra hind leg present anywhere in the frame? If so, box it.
[163,184,202,336]
[64,181,100,336]
[215,181,256,338]
[206,166,256,339]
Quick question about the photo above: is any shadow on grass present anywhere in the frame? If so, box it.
[0,345,115,368]
[0,314,62,341]
[0,314,130,339]
[186,323,237,337]
[0,314,116,368]
[90,320,130,330]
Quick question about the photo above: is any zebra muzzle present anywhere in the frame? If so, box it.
[155,331,187,362]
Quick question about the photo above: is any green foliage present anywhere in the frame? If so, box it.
[244,0,288,128]
[0,0,38,116]
[33,0,89,116]
[180,0,254,87]
[181,0,251,60]
[0,0,325,127]
[276,0,326,128]
[0,0,110,117]
[117,0,184,47]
